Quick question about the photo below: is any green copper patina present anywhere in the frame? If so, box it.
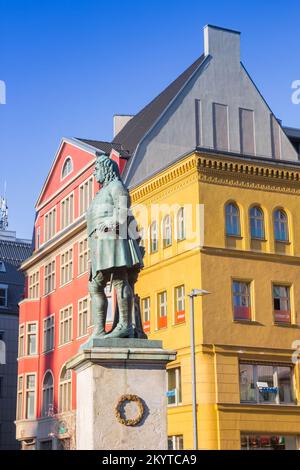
[82,152,144,345]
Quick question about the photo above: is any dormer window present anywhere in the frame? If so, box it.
[0,261,6,273]
[61,157,73,180]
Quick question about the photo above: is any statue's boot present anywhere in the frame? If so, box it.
[105,282,131,339]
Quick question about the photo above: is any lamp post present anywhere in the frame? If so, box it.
[188,289,210,450]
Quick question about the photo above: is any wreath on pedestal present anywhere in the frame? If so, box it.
[115,394,144,426]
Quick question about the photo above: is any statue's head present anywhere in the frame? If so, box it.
[94,152,121,186]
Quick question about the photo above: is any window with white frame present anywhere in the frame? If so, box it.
[158,291,167,329]
[16,375,23,420]
[29,270,39,299]
[42,371,54,417]
[168,435,184,450]
[175,285,185,324]
[26,323,37,356]
[79,177,93,216]
[0,261,6,272]
[61,193,74,230]
[162,215,172,248]
[36,226,40,250]
[78,297,89,337]
[60,248,73,286]
[59,306,73,345]
[44,260,55,295]
[44,207,56,242]
[177,207,185,241]
[25,374,36,419]
[150,221,158,253]
[59,367,72,413]
[142,297,150,323]
[18,324,25,358]
[167,368,182,406]
[61,157,73,179]
[43,316,54,352]
[273,285,291,324]
[0,284,8,308]
[239,363,295,405]
[78,238,89,275]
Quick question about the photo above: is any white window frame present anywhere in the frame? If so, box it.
[158,291,167,318]
[44,259,56,295]
[79,176,94,216]
[44,206,57,243]
[18,323,25,358]
[59,366,72,413]
[28,270,40,299]
[59,305,73,346]
[61,156,74,180]
[60,247,73,286]
[176,207,186,241]
[25,373,37,420]
[0,284,8,308]
[26,322,38,356]
[42,370,54,417]
[16,374,24,421]
[43,315,55,353]
[60,192,74,231]
[78,237,89,276]
[142,297,150,323]
[78,296,89,338]
[167,367,182,406]
[162,215,172,248]
[149,221,158,253]
[168,435,184,450]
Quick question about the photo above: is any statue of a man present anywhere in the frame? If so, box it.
[86,152,143,340]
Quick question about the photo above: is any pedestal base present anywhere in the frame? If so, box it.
[67,339,176,450]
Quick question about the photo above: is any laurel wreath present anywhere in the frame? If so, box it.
[115,394,144,426]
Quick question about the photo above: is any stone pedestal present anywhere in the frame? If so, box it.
[66,339,176,450]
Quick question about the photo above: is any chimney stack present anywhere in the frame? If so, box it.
[113,115,134,138]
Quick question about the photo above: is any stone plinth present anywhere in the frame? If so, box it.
[66,339,176,450]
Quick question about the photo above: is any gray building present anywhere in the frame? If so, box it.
[0,228,32,450]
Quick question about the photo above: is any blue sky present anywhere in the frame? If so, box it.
[0,0,299,239]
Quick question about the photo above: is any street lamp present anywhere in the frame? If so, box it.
[188,289,211,450]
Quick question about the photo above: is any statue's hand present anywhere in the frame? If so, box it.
[97,221,117,233]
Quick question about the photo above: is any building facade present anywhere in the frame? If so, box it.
[0,228,32,449]
[16,24,300,450]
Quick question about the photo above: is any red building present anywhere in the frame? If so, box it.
[16,137,128,450]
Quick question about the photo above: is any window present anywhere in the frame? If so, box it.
[78,238,89,275]
[16,376,23,420]
[59,305,73,345]
[26,323,37,356]
[0,261,6,272]
[139,228,145,248]
[44,260,55,295]
[233,281,251,321]
[78,297,89,337]
[274,209,289,242]
[29,270,39,299]
[60,248,73,286]
[61,157,73,179]
[225,203,240,237]
[0,284,8,308]
[175,285,185,324]
[18,324,25,358]
[59,367,72,413]
[42,372,54,417]
[43,316,54,352]
[168,435,184,450]
[158,291,167,329]
[150,222,158,253]
[79,177,93,216]
[36,226,40,250]
[239,363,294,405]
[167,368,182,406]
[25,374,36,419]
[273,285,291,324]
[142,297,150,333]
[250,206,265,240]
[44,207,56,242]
[241,434,298,451]
[61,194,74,230]
[162,215,172,248]
[177,207,185,241]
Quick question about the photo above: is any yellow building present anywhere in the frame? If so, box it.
[131,150,300,450]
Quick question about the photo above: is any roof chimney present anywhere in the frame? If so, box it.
[113,115,134,138]
[204,25,241,63]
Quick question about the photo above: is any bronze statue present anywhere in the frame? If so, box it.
[84,152,145,342]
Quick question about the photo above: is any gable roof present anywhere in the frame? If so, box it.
[76,139,130,158]
[112,54,205,154]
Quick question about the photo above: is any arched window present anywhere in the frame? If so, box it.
[225,203,241,236]
[162,215,172,248]
[177,207,185,241]
[59,367,72,413]
[150,222,158,253]
[250,206,265,239]
[42,371,54,417]
[274,209,289,242]
[61,157,73,179]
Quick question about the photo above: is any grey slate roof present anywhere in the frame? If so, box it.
[0,240,32,266]
[76,139,130,158]
[112,55,205,154]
